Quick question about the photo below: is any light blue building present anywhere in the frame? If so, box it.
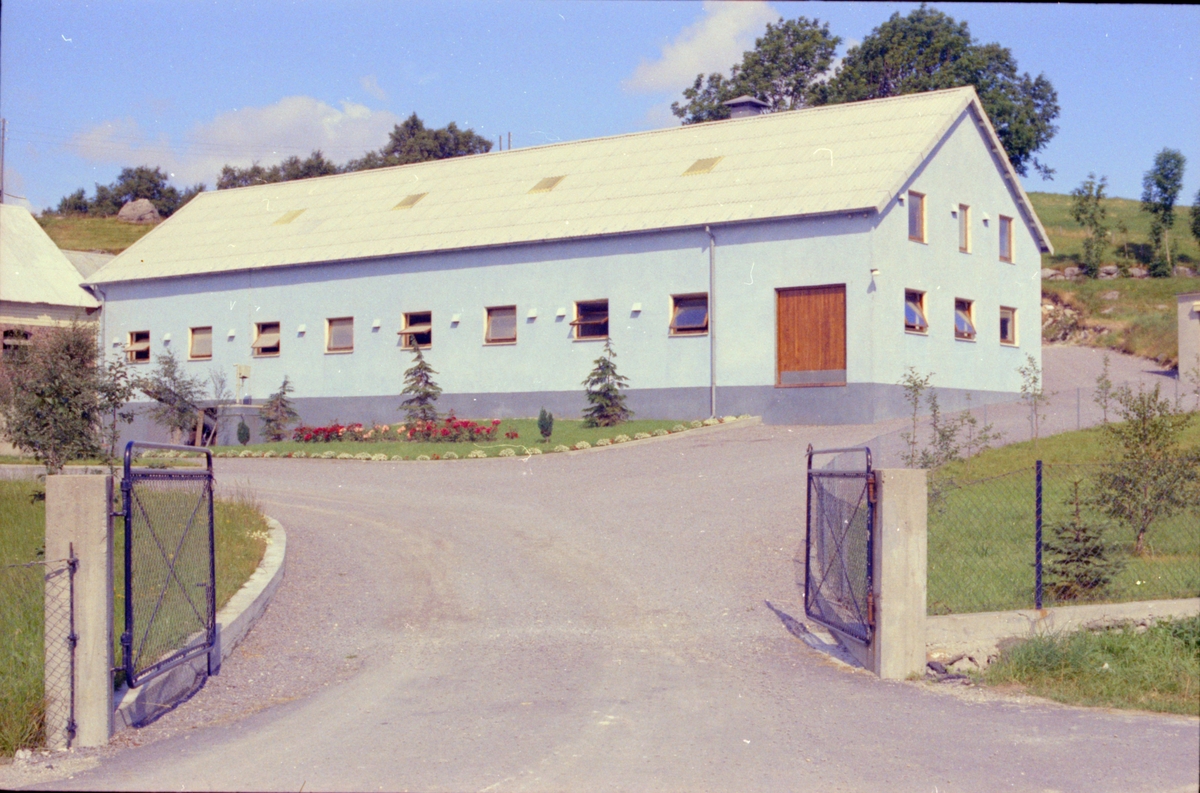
[85,87,1051,436]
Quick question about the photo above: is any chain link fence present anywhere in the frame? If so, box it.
[1,556,75,753]
[928,462,1200,614]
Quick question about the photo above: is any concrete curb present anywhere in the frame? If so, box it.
[0,464,110,480]
[927,597,1200,660]
[113,516,288,731]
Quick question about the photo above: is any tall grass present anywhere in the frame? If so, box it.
[0,479,267,756]
[984,616,1200,716]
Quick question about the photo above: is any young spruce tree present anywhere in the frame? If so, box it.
[399,344,442,424]
[581,339,632,427]
[260,376,300,441]
[537,407,554,442]
[1044,479,1124,602]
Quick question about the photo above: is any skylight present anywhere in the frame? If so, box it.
[273,209,306,225]
[682,157,723,176]
[392,193,428,210]
[529,176,566,194]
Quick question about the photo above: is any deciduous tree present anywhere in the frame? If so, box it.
[136,351,206,443]
[1070,173,1109,278]
[1140,148,1186,276]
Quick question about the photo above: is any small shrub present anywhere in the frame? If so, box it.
[613,434,631,443]
[737,414,751,420]
[526,447,542,455]
[538,407,554,442]
[595,438,612,446]
[336,453,352,460]
[652,429,669,437]
[263,450,277,458]
[690,420,703,428]
[371,453,388,461]
[442,451,459,460]
[320,450,336,459]
[416,454,431,461]
[354,452,371,460]
[552,445,570,453]
[467,450,487,459]
[634,432,652,440]
[722,415,737,422]
[574,441,591,450]
[702,418,719,426]
[672,424,687,433]
[293,451,307,459]
[390,455,405,461]
[499,448,516,457]
[237,419,251,446]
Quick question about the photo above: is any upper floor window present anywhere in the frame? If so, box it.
[904,290,928,334]
[189,326,213,360]
[485,306,517,344]
[252,321,281,357]
[1000,307,1017,345]
[571,299,608,340]
[327,317,354,353]
[670,294,709,335]
[907,191,926,242]
[954,299,976,341]
[999,215,1014,262]
[126,330,151,363]
[958,204,971,252]
[400,311,431,349]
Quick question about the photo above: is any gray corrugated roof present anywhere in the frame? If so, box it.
[87,87,1050,286]
[0,205,100,307]
[63,250,117,279]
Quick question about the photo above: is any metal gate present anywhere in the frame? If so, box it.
[121,441,215,688]
[803,446,875,644]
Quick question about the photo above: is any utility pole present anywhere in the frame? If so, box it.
[1,118,7,204]
[508,131,511,151]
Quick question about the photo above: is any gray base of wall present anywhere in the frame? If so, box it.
[117,383,1021,446]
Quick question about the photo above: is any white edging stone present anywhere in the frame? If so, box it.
[113,516,287,731]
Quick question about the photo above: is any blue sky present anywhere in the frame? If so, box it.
[1,2,1197,214]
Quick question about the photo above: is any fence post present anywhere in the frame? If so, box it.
[869,469,928,680]
[45,474,113,748]
[1035,461,1044,611]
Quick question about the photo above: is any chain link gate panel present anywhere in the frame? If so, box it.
[121,442,215,688]
[803,446,875,645]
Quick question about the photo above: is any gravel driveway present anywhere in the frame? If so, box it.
[10,345,1199,792]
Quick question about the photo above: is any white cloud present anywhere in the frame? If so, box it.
[68,96,403,186]
[360,74,388,102]
[1,167,36,213]
[623,1,778,94]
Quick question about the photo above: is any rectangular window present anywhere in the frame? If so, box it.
[954,299,976,341]
[999,307,1017,345]
[327,317,353,353]
[958,204,970,252]
[570,299,608,339]
[904,290,928,334]
[999,215,1013,262]
[670,293,709,335]
[126,330,151,363]
[252,321,281,356]
[189,326,213,360]
[400,311,432,349]
[908,191,925,242]
[485,305,517,344]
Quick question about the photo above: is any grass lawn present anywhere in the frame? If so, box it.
[0,479,267,756]
[213,417,723,459]
[1028,191,1199,271]
[1042,276,1197,367]
[927,419,1200,615]
[984,615,1200,716]
[36,215,155,254]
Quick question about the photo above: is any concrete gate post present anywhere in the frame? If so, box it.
[44,474,113,748]
[869,468,928,680]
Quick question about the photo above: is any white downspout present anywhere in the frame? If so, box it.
[706,225,716,418]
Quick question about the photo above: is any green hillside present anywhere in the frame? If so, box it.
[1027,191,1198,271]
[36,215,155,254]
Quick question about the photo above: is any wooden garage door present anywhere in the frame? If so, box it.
[776,285,846,387]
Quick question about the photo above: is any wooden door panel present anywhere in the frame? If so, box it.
[776,285,846,386]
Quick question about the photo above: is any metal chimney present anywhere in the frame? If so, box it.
[723,95,770,119]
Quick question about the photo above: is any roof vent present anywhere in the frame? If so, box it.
[723,95,769,118]
[683,157,723,176]
[392,193,428,210]
[273,209,306,225]
[529,176,566,194]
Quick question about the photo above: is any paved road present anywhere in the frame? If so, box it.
[40,403,1198,792]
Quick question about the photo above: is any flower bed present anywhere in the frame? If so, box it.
[291,416,503,444]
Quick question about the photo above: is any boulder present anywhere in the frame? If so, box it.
[117,198,161,224]
[1098,265,1120,279]
[1175,265,1196,278]
[1040,268,1057,280]
[1062,266,1081,279]
[1128,266,1148,278]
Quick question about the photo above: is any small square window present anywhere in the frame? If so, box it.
[400,312,432,349]
[570,299,608,339]
[670,293,709,335]
[485,306,517,344]
[999,215,1014,262]
[958,205,970,252]
[252,322,281,356]
[904,290,928,333]
[999,307,1017,345]
[954,299,976,341]
[126,330,151,363]
[327,317,353,353]
[189,326,213,360]
[908,191,925,242]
